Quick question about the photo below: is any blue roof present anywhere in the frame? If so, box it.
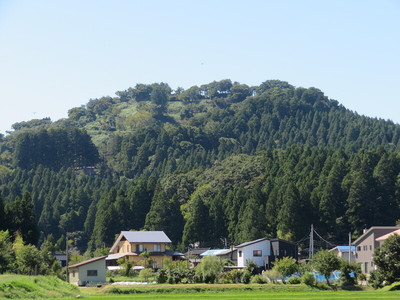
[200,249,230,256]
[336,246,356,252]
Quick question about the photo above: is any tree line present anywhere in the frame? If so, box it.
[1,146,399,254]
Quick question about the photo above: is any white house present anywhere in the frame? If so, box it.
[68,256,107,286]
[235,238,271,268]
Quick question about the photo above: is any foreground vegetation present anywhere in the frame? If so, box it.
[0,275,78,299]
[1,274,400,300]
[42,284,400,300]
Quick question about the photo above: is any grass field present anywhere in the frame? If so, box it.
[46,290,400,300]
[1,275,400,300]
[0,274,79,299]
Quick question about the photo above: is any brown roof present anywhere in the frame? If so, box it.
[376,229,400,241]
[353,226,400,245]
[68,256,107,269]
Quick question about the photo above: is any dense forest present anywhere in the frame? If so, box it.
[0,79,399,254]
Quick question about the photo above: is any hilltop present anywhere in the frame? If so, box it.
[0,79,399,252]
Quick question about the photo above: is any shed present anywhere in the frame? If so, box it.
[68,256,107,286]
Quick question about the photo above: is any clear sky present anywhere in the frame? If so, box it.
[1,0,399,134]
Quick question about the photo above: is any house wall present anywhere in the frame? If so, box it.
[265,240,298,269]
[69,259,106,285]
[355,228,399,273]
[237,240,270,268]
[126,254,171,268]
[113,241,166,253]
[338,251,356,262]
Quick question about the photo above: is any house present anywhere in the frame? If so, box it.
[201,248,238,265]
[375,228,400,246]
[184,247,210,267]
[107,231,183,269]
[329,246,356,262]
[54,253,67,267]
[68,256,107,286]
[266,238,298,269]
[353,226,400,274]
[235,238,271,268]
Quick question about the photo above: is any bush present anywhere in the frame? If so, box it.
[263,269,282,284]
[155,269,167,284]
[139,268,154,282]
[301,272,315,286]
[250,274,267,284]
[369,270,385,289]
[241,270,252,284]
[339,260,360,286]
[220,269,243,283]
[245,260,258,275]
[287,276,301,284]
[195,256,224,283]
[381,282,400,291]
[372,234,400,286]
[273,257,298,283]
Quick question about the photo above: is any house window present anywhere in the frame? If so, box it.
[154,244,161,252]
[239,251,242,257]
[87,270,98,276]
[357,246,361,251]
[136,244,144,252]
[369,245,372,251]
[253,250,262,257]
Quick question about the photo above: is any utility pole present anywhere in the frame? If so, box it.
[309,224,314,260]
[348,232,352,263]
[66,233,69,283]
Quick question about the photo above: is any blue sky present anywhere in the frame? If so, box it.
[1,0,399,134]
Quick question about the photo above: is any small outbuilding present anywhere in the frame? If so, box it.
[68,256,107,286]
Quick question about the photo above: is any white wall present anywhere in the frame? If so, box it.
[237,240,270,268]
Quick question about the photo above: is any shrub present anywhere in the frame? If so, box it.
[301,272,315,286]
[339,260,360,286]
[273,257,298,283]
[195,256,224,283]
[155,269,167,284]
[241,270,252,284]
[139,268,154,282]
[263,269,282,284]
[287,276,301,284]
[245,260,258,275]
[220,269,243,283]
[373,234,400,286]
[250,274,267,284]
[313,250,341,284]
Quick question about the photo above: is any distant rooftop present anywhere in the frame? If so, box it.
[376,228,400,241]
[200,249,230,256]
[235,238,268,248]
[330,246,356,252]
[121,231,172,243]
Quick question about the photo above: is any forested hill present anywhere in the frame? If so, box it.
[0,79,399,253]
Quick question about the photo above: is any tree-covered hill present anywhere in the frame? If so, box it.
[0,79,399,253]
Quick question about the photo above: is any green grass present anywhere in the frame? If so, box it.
[45,290,400,300]
[1,276,400,300]
[0,274,79,299]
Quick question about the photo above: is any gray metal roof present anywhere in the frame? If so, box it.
[121,231,172,243]
[235,238,268,248]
